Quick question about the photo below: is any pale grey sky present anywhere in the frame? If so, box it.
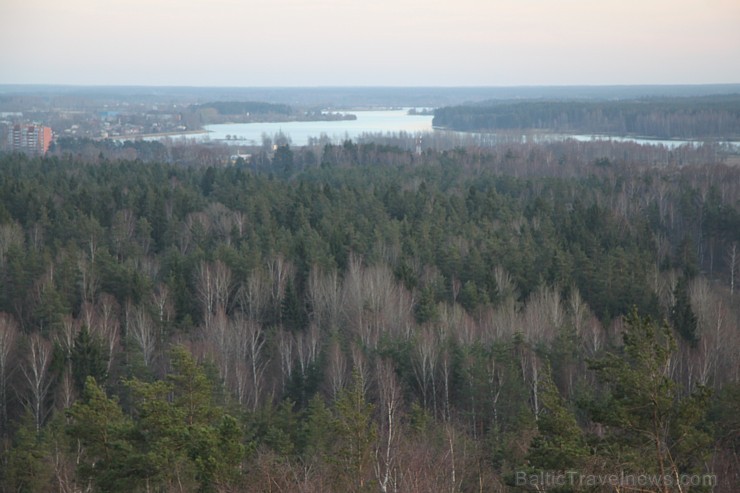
[2,0,739,86]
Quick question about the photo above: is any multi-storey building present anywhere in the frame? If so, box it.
[7,124,53,155]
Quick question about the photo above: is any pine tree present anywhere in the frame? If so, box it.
[332,369,377,491]
[66,377,133,492]
[71,326,108,393]
[588,310,712,491]
[1,412,53,492]
[670,275,699,347]
[526,367,587,474]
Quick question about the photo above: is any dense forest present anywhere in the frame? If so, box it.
[0,139,738,492]
[433,96,740,140]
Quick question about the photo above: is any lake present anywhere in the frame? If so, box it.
[201,109,432,146]
[152,109,736,150]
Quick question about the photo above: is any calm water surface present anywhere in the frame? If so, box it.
[202,109,432,146]
[153,109,734,150]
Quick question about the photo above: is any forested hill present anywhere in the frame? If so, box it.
[0,143,738,491]
[433,95,740,140]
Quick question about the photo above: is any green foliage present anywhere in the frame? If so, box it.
[66,349,244,492]
[168,345,219,425]
[302,394,334,458]
[71,326,108,393]
[259,399,299,456]
[415,286,439,324]
[525,368,588,474]
[587,309,712,478]
[710,382,740,453]
[281,277,308,331]
[192,101,292,116]
[273,145,295,177]
[433,96,740,139]
[66,377,134,492]
[670,275,699,346]
[1,413,52,492]
[0,139,737,490]
[331,370,377,490]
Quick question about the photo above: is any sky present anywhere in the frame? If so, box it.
[1,0,740,87]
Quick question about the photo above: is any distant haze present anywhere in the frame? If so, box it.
[2,0,739,87]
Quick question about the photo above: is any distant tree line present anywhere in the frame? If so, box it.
[192,101,293,116]
[185,101,356,127]
[50,137,170,162]
[433,95,740,140]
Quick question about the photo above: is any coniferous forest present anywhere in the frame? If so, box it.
[432,96,740,140]
[0,139,739,492]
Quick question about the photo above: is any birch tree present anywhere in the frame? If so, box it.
[94,294,120,374]
[374,358,402,493]
[326,338,347,400]
[21,333,53,431]
[413,326,439,415]
[195,260,232,327]
[127,303,156,369]
[233,316,268,411]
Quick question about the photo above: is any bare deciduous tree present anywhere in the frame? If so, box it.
[78,301,96,333]
[237,269,267,322]
[232,210,247,239]
[375,358,402,493]
[307,265,342,332]
[127,303,156,369]
[267,256,294,323]
[203,306,231,386]
[94,294,120,373]
[522,346,543,420]
[326,338,347,400]
[440,302,476,347]
[151,283,174,325]
[233,315,268,411]
[522,285,562,345]
[21,333,53,431]
[77,254,98,304]
[583,315,604,357]
[342,254,366,339]
[342,260,411,348]
[296,323,321,380]
[493,265,517,301]
[413,326,439,416]
[57,316,79,359]
[568,286,590,339]
[195,260,232,326]
[487,353,505,428]
[687,277,735,389]
[55,316,80,409]
[483,296,518,343]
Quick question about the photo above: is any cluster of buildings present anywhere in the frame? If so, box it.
[2,123,53,155]
[0,101,192,156]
